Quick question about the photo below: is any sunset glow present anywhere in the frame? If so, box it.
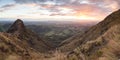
[0,0,120,21]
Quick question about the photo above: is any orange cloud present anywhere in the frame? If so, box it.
[60,4,108,20]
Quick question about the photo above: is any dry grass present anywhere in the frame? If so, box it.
[40,50,67,60]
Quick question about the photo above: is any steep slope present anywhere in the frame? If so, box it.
[7,19,52,52]
[59,9,120,60]
[67,24,120,60]
[0,32,42,60]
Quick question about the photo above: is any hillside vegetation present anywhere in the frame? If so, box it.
[60,9,120,60]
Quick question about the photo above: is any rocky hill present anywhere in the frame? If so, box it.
[0,19,53,60]
[7,19,52,52]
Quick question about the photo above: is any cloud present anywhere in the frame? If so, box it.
[1,0,120,20]
[88,0,120,11]
[13,0,120,12]
[49,13,67,16]
[0,4,16,12]
[14,0,53,4]
[2,0,120,13]
[13,0,80,6]
[1,4,15,8]
[37,0,120,19]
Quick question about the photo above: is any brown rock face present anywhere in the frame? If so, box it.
[7,19,26,34]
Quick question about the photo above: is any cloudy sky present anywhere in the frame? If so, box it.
[0,0,120,21]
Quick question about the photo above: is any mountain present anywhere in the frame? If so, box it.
[0,19,55,60]
[59,9,120,60]
[7,19,26,34]
[7,19,52,52]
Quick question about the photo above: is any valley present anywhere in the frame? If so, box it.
[0,20,92,47]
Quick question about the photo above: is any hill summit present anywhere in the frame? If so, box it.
[7,19,25,34]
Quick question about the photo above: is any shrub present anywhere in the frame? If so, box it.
[96,50,103,57]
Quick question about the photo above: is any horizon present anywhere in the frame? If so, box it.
[0,18,101,22]
[0,0,120,22]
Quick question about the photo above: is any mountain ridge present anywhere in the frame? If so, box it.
[59,9,120,52]
[59,9,120,60]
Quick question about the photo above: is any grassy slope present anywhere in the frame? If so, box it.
[65,9,120,60]
[59,9,120,52]
[0,32,43,60]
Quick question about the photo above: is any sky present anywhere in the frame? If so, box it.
[0,0,120,21]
